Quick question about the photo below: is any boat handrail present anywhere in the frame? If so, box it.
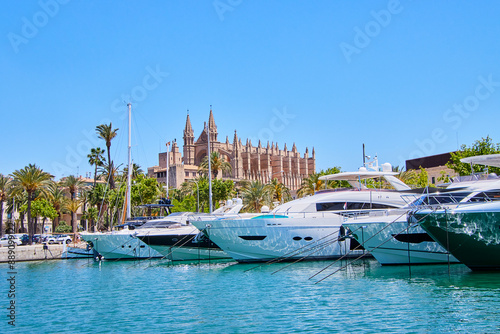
[196,208,399,221]
[403,191,500,210]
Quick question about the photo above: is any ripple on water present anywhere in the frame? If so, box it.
[3,259,500,333]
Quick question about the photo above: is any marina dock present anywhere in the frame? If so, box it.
[0,243,87,263]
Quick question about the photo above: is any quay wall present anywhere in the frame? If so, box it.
[0,244,65,262]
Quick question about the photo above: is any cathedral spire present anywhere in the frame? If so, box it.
[208,105,217,132]
[184,111,193,136]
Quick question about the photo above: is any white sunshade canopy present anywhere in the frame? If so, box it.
[318,171,410,191]
[318,171,398,181]
[460,154,500,168]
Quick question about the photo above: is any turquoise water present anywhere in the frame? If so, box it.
[2,258,500,333]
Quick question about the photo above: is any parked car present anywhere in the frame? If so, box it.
[0,235,23,247]
[56,235,72,244]
[45,235,58,244]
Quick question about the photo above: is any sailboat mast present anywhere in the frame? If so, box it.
[166,141,170,199]
[127,103,132,220]
[207,108,213,213]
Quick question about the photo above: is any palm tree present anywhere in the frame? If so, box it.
[242,181,268,213]
[79,188,91,231]
[82,206,98,232]
[10,164,53,244]
[0,174,11,237]
[8,193,26,233]
[123,163,144,180]
[88,147,105,187]
[60,175,85,234]
[96,123,119,189]
[47,182,67,232]
[297,172,326,198]
[89,182,108,230]
[99,163,121,189]
[199,151,232,179]
[265,178,291,207]
[64,199,82,234]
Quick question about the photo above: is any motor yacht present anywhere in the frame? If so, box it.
[412,154,500,271]
[342,154,500,265]
[81,199,243,261]
[137,198,244,261]
[191,166,420,263]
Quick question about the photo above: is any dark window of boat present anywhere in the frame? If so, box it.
[392,233,434,244]
[304,237,313,241]
[468,191,500,202]
[239,236,267,240]
[293,236,302,241]
[435,192,470,205]
[316,202,399,211]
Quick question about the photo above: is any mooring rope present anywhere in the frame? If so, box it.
[312,209,438,284]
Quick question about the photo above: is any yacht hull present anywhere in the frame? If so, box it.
[80,233,162,260]
[137,227,231,261]
[192,215,365,263]
[342,214,458,265]
[416,202,500,271]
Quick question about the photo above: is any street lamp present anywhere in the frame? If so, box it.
[190,179,200,213]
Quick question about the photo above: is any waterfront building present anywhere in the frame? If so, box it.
[406,152,458,185]
[147,109,316,192]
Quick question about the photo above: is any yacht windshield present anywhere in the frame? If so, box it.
[316,202,399,211]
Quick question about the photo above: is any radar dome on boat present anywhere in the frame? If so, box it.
[226,199,233,206]
[358,167,368,172]
[234,198,243,205]
[381,163,392,172]
[261,205,270,213]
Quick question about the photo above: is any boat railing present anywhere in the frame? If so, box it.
[402,193,464,210]
[196,209,401,221]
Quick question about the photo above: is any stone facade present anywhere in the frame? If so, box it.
[148,109,315,191]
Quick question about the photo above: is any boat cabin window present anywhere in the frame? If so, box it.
[316,202,399,212]
[468,191,500,202]
[412,192,470,206]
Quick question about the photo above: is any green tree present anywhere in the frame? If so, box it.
[170,196,197,213]
[265,178,291,207]
[131,175,160,208]
[123,163,145,180]
[88,147,105,187]
[64,199,82,233]
[96,123,119,189]
[30,198,58,234]
[397,167,429,188]
[242,181,268,213]
[297,167,346,198]
[446,136,500,176]
[10,164,53,244]
[55,221,72,233]
[47,182,67,232]
[0,174,11,237]
[89,183,108,230]
[199,151,232,178]
[297,172,326,197]
[60,175,85,233]
[82,206,98,231]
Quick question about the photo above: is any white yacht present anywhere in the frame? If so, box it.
[342,154,500,265]
[191,166,418,263]
[81,198,245,261]
[412,154,500,271]
[137,199,244,261]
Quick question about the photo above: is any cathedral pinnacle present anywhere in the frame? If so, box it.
[184,112,193,136]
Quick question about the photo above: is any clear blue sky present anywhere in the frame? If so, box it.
[1,0,500,180]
